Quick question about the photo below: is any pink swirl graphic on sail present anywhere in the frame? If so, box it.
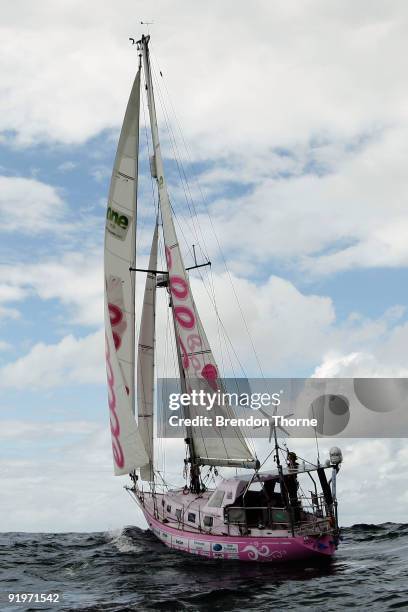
[105,332,124,468]
[105,275,130,469]
[166,246,219,387]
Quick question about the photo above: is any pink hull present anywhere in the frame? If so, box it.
[142,508,337,562]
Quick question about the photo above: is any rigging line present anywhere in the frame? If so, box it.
[174,253,251,453]
[141,83,158,214]
[209,210,265,379]
[150,53,252,385]
[195,269,254,435]
[150,58,208,259]
[151,52,211,263]
[149,50,257,460]
[208,267,226,379]
[205,272,251,434]
[159,234,180,479]
[195,265,248,378]
[151,66,202,256]
[144,71,184,482]
[170,223,256,455]
[196,265,222,362]
[258,446,276,471]
[151,57,265,380]
[166,195,250,394]
[311,403,320,465]
[144,112,200,268]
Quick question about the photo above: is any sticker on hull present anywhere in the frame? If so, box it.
[171,535,189,552]
[189,539,210,556]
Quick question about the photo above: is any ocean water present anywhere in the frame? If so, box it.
[1,523,407,611]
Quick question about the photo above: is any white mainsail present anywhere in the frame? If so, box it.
[141,37,256,468]
[104,69,148,475]
[137,223,158,481]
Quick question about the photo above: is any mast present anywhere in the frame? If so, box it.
[138,222,158,482]
[170,296,201,491]
[139,35,199,489]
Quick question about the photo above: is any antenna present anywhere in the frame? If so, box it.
[140,20,154,36]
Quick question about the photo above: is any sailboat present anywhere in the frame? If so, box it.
[104,34,343,562]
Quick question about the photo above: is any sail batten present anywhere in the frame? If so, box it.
[104,68,149,475]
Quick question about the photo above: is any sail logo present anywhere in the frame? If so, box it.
[106,205,131,241]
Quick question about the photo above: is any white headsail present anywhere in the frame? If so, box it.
[104,69,148,475]
[137,223,158,481]
[141,38,256,469]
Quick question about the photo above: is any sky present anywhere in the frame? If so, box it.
[1,0,408,532]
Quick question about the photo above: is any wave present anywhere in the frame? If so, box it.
[1,524,407,611]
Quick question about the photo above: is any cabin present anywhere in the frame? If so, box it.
[152,465,334,537]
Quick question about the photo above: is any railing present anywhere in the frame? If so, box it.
[224,501,334,535]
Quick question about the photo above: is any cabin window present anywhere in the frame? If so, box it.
[161,499,165,506]
[166,505,171,513]
[208,490,225,508]
[188,512,196,523]
[203,516,213,527]
[175,509,182,520]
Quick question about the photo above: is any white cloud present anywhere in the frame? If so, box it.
[57,160,76,172]
[173,125,408,276]
[1,265,407,390]
[0,250,104,328]
[90,165,112,182]
[188,272,408,377]
[0,282,28,322]
[314,316,408,376]
[0,269,336,389]
[1,2,408,276]
[0,340,11,351]
[0,330,104,389]
[0,426,146,532]
[0,284,27,302]
[0,1,406,153]
[0,420,100,439]
[0,305,20,320]
[0,175,65,234]
[189,273,336,374]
